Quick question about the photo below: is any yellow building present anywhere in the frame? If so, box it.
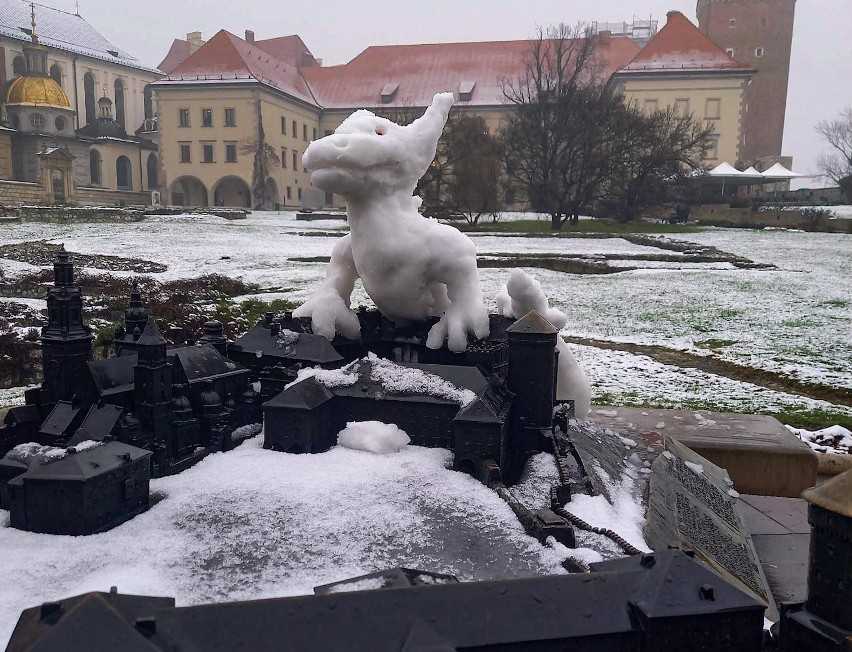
[609,11,754,165]
[155,11,754,209]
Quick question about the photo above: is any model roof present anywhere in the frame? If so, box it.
[158,38,190,74]
[87,354,137,397]
[157,30,317,106]
[254,34,319,67]
[38,400,82,439]
[0,0,158,73]
[802,468,852,518]
[168,344,248,385]
[10,440,149,482]
[67,403,123,446]
[231,322,343,365]
[302,37,640,109]
[619,11,752,74]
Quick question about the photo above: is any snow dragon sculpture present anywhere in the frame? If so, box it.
[294,92,489,352]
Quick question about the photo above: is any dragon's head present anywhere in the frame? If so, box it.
[303,92,454,197]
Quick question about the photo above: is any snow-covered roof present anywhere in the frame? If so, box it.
[0,0,160,74]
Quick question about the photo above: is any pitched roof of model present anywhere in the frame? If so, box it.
[303,37,640,109]
[0,0,158,72]
[619,11,752,74]
[158,30,317,106]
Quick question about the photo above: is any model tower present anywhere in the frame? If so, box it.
[39,248,93,404]
[697,0,796,163]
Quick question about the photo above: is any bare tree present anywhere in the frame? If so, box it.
[239,98,280,209]
[816,107,852,201]
[603,105,715,221]
[501,23,613,229]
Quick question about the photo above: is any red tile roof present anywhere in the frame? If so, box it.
[157,38,190,74]
[302,37,640,109]
[619,11,752,73]
[255,35,319,68]
[160,30,316,105]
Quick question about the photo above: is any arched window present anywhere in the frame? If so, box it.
[49,64,62,87]
[143,84,154,120]
[89,150,102,185]
[12,56,24,76]
[146,153,158,189]
[114,79,126,128]
[116,156,132,190]
[83,73,96,125]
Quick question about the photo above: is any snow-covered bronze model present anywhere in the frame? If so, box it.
[295,93,489,353]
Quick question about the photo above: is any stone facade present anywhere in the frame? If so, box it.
[697,0,797,162]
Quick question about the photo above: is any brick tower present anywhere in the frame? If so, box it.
[697,0,796,164]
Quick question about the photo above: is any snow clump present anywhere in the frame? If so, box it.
[786,424,852,455]
[337,421,411,454]
[368,353,477,406]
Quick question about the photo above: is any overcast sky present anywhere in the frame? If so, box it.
[48,0,850,185]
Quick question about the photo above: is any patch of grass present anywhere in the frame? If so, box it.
[782,317,822,329]
[822,299,849,308]
[454,219,704,235]
[695,339,738,350]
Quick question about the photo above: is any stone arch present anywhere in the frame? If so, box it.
[212,175,251,208]
[115,155,132,190]
[114,79,126,127]
[83,72,96,125]
[146,153,158,190]
[89,149,102,185]
[170,176,208,207]
[261,177,280,210]
[12,56,24,76]
[49,64,62,87]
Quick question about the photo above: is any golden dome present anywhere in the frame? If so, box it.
[5,75,71,109]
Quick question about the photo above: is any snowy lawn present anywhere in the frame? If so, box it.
[1,211,849,418]
[0,436,573,647]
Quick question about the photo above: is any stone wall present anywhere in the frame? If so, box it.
[693,204,851,233]
[0,179,44,203]
[75,186,151,206]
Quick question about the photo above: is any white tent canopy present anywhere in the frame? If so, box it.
[761,162,803,180]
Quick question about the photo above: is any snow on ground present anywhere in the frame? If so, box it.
[0,437,569,648]
[786,424,852,455]
[573,343,852,420]
[1,210,849,405]
[0,385,36,407]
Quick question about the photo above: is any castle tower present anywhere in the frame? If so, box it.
[697,0,796,163]
[39,248,93,404]
[505,311,558,483]
[133,318,173,442]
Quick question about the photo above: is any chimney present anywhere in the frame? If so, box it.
[186,31,204,54]
[598,29,611,45]
[245,30,255,44]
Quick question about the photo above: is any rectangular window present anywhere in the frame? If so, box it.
[325,191,333,206]
[313,128,318,140]
[505,186,515,204]
[201,108,213,127]
[179,143,191,163]
[286,186,292,200]
[224,108,236,127]
[705,98,721,120]
[729,18,736,28]
[281,147,287,168]
[755,47,764,57]
[675,98,690,116]
[178,108,190,127]
[706,135,720,160]
[643,98,659,113]
[281,116,286,134]
[292,150,298,170]
[298,187,303,201]
[225,142,237,163]
[303,124,308,141]
[726,48,735,58]
[292,120,297,138]
[202,143,214,163]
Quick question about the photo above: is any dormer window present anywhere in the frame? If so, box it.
[380,83,399,104]
[458,80,476,102]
